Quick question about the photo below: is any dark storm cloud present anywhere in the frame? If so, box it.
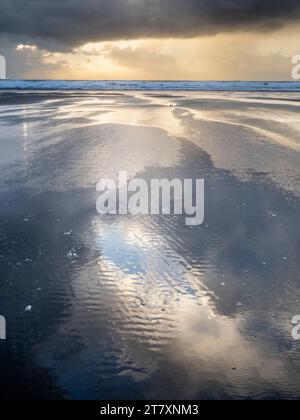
[1,0,300,49]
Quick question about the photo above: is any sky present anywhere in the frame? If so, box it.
[1,0,300,80]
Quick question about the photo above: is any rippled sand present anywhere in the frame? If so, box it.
[0,91,300,399]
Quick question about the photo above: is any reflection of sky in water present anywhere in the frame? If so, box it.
[0,91,300,399]
[96,226,146,276]
[94,218,201,305]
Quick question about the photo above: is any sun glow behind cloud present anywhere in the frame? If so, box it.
[12,24,300,80]
[1,0,300,79]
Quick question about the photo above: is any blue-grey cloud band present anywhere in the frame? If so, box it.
[1,0,300,50]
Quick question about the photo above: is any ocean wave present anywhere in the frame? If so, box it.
[1,80,300,91]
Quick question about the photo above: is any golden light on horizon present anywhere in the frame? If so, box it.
[13,23,300,81]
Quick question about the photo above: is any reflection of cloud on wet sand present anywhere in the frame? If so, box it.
[1,91,300,399]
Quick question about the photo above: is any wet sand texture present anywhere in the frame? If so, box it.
[0,91,300,400]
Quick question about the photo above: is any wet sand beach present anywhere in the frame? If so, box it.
[0,90,300,400]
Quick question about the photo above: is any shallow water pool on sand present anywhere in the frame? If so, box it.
[0,91,300,399]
